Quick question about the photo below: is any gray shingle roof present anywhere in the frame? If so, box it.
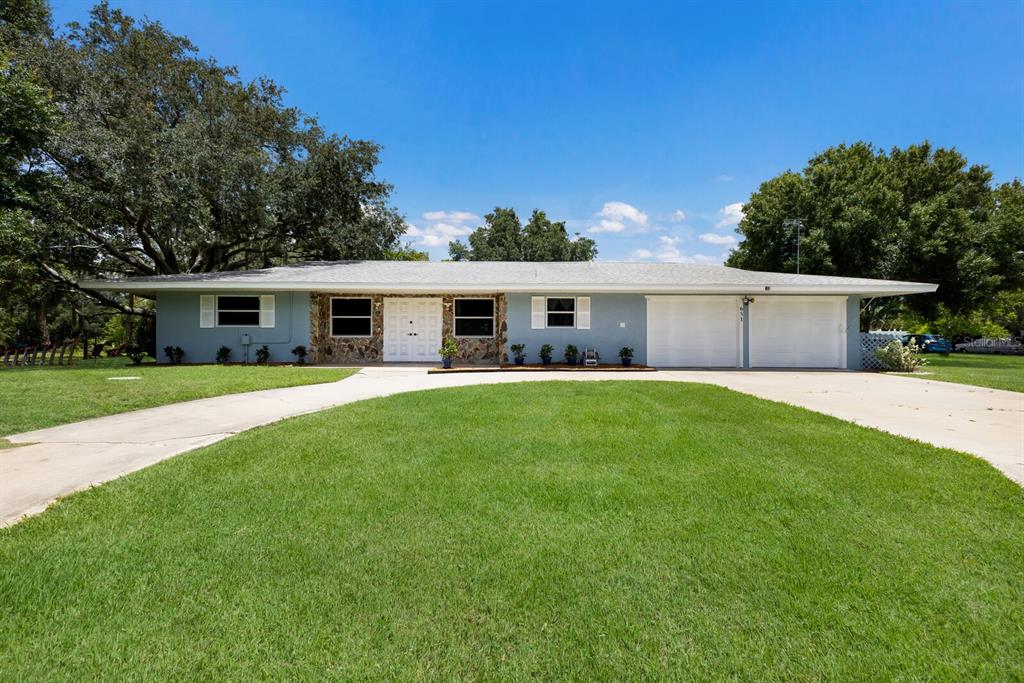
[80,260,936,296]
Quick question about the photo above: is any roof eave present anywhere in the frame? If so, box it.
[78,279,938,297]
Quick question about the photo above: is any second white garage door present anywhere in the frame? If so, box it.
[646,296,742,367]
[748,296,846,368]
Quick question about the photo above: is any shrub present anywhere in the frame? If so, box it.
[438,337,459,359]
[564,344,579,364]
[875,339,926,372]
[255,345,270,365]
[510,343,526,358]
[215,346,231,364]
[126,345,146,365]
[539,343,554,360]
[291,345,307,364]
[619,346,634,359]
[163,346,184,365]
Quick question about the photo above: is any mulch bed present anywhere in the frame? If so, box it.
[428,363,655,374]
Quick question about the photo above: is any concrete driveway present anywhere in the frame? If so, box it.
[2,368,1021,526]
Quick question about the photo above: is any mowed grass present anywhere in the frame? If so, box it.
[0,358,356,436]
[0,382,1021,680]
[913,352,1024,393]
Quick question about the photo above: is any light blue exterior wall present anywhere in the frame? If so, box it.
[156,291,310,364]
[153,290,862,368]
[846,296,861,370]
[506,293,647,364]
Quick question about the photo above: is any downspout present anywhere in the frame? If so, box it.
[742,297,751,369]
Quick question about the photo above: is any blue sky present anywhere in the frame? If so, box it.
[52,0,1024,262]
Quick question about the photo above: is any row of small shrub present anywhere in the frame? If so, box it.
[162,344,309,365]
[510,343,634,367]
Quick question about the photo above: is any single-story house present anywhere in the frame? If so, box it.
[80,261,936,368]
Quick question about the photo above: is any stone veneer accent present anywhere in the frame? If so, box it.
[310,292,507,365]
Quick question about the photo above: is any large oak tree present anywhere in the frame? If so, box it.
[449,208,597,262]
[16,2,406,316]
[726,142,1023,324]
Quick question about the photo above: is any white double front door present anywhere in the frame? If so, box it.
[383,298,443,362]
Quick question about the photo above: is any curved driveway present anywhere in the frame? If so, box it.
[2,367,1021,526]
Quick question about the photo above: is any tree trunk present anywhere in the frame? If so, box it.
[37,303,51,347]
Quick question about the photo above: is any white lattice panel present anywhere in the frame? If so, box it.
[861,332,903,369]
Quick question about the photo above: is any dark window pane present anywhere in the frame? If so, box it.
[547,312,575,328]
[218,311,260,326]
[332,298,371,316]
[546,297,575,312]
[332,317,372,336]
[455,299,494,317]
[455,318,494,337]
[218,296,260,311]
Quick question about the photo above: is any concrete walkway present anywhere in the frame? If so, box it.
[2,368,1021,526]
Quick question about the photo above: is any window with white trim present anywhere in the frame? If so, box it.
[546,297,575,328]
[216,296,260,326]
[331,298,372,336]
[454,298,495,337]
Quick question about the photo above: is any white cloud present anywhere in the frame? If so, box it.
[699,232,737,245]
[714,202,744,229]
[590,218,626,234]
[422,210,477,223]
[670,209,686,222]
[588,201,648,234]
[715,174,736,182]
[656,235,683,262]
[624,235,723,264]
[404,212,477,250]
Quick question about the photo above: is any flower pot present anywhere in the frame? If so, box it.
[566,356,578,366]
[514,356,525,366]
[621,357,632,367]
[442,357,453,369]
[541,356,551,366]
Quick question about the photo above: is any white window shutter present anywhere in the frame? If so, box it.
[531,296,545,329]
[199,295,215,328]
[576,297,591,329]
[259,295,276,328]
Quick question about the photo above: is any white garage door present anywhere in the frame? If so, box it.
[749,296,846,368]
[646,296,742,367]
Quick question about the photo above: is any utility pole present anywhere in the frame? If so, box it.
[782,219,805,274]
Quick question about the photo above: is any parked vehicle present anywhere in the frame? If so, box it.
[900,334,951,354]
[954,337,1024,355]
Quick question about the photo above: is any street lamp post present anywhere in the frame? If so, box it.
[782,219,805,274]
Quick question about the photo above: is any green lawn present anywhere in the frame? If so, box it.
[912,352,1024,393]
[0,358,356,436]
[1,382,1020,680]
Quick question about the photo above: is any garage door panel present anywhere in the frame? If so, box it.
[749,297,845,368]
[647,296,741,367]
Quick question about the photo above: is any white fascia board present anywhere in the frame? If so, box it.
[79,279,938,297]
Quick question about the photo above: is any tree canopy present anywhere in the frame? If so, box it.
[3,1,408,328]
[449,208,597,261]
[726,142,1023,323]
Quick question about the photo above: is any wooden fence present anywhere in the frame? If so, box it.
[0,342,79,368]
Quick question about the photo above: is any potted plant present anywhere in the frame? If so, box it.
[256,345,270,365]
[510,343,526,366]
[438,337,459,369]
[564,344,579,365]
[291,345,307,364]
[619,346,634,367]
[539,343,554,366]
[215,345,231,365]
